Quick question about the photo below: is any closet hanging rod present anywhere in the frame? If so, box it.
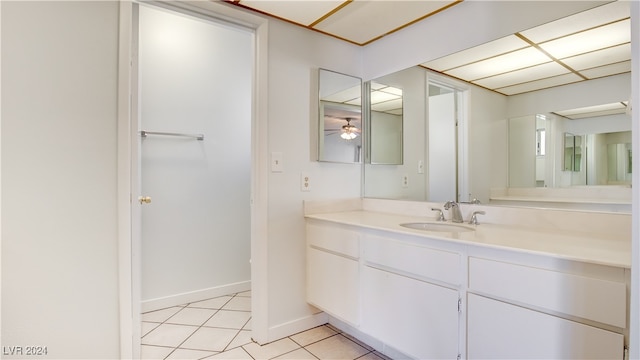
[140,130,204,141]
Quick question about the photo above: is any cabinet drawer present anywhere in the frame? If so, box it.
[362,234,461,286]
[468,257,626,328]
[307,222,359,258]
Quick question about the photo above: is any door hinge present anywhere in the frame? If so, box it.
[458,297,462,313]
[623,345,628,360]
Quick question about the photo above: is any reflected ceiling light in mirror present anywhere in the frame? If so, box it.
[370,82,403,115]
[322,85,362,105]
[340,118,359,140]
[553,102,628,120]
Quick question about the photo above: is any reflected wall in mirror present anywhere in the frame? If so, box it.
[369,81,403,165]
[563,133,582,172]
[318,68,362,163]
[362,66,469,202]
[509,103,631,188]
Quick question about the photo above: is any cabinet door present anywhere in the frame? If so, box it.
[361,266,459,359]
[467,294,624,359]
[307,247,359,325]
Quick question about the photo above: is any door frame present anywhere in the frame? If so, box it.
[116,1,270,357]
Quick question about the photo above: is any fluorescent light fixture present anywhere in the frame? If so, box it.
[446,47,551,81]
[539,19,630,59]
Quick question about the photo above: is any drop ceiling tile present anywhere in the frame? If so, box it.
[561,43,631,71]
[446,47,551,81]
[378,86,403,96]
[473,61,568,90]
[237,1,344,26]
[579,60,632,79]
[539,19,630,59]
[421,35,528,71]
[314,0,456,44]
[495,73,583,96]
[371,98,402,112]
[323,85,362,103]
[371,90,399,104]
[520,1,629,43]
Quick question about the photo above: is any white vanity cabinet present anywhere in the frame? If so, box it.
[467,257,626,359]
[306,221,360,326]
[305,216,629,360]
[360,234,462,359]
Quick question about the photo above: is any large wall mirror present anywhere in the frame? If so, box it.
[318,68,362,163]
[363,1,631,207]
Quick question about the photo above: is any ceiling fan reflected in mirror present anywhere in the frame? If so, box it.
[325,116,361,140]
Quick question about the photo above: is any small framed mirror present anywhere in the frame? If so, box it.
[318,69,362,163]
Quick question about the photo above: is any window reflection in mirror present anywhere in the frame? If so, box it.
[318,69,362,163]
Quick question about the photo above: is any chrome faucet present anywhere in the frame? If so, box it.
[443,201,463,223]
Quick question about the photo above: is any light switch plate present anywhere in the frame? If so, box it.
[271,152,283,172]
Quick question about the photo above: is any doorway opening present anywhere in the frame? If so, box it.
[427,78,469,203]
[129,2,256,357]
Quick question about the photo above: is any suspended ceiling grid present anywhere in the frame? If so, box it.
[228,1,631,96]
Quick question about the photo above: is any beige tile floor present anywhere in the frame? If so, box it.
[141,291,390,360]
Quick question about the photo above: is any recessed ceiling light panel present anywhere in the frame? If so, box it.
[539,19,630,59]
[446,47,551,81]
[519,1,629,43]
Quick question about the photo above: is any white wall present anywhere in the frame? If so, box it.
[1,2,120,358]
[467,84,509,203]
[508,116,537,188]
[265,19,363,336]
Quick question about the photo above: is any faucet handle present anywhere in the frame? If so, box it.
[468,210,486,225]
[431,208,445,221]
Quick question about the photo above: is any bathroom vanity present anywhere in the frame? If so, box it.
[305,199,630,360]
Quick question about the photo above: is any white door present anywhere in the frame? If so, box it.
[135,4,252,308]
[428,80,469,203]
[428,90,457,202]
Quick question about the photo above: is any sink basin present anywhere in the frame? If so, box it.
[400,222,474,232]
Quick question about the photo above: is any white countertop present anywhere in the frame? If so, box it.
[306,210,631,269]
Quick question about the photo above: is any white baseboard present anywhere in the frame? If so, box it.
[329,316,413,360]
[262,312,328,345]
[141,281,251,312]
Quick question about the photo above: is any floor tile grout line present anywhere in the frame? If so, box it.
[163,308,229,357]
[296,343,321,360]
[156,292,249,358]
[160,298,233,358]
